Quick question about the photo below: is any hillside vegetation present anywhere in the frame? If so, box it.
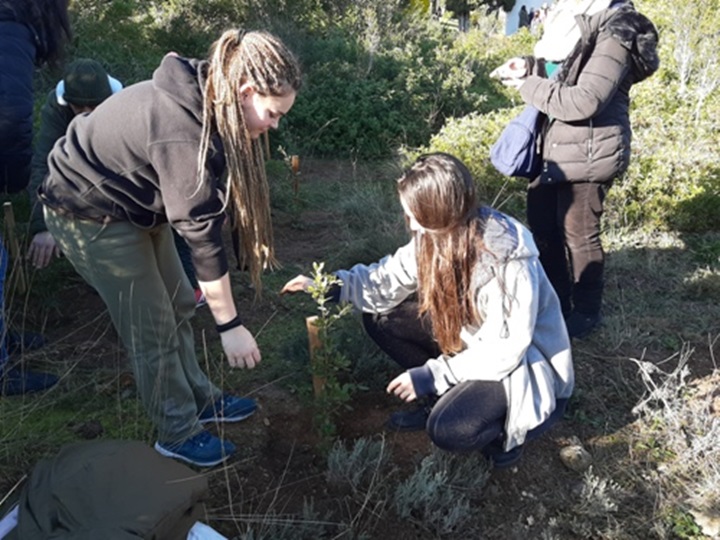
[58,0,720,232]
[3,0,718,538]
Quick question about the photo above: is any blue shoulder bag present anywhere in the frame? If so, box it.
[490,104,546,179]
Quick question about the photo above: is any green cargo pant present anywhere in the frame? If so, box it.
[45,208,221,444]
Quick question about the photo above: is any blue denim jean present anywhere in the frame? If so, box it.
[0,240,7,371]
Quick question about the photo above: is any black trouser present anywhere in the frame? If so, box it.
[527,180,609,317]
[362,298,566,452]
[0,160,30,194]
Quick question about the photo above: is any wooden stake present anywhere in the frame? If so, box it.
[305,315,326,397]
[3,202,26,294]
[291,155,300,197]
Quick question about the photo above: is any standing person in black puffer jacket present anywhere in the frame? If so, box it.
[493,0,659,338]
[0,0,71,193]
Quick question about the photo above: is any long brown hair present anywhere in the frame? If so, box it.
[397,153,485,354]
[199,30,301,292]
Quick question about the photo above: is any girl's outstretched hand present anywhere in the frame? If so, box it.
[281,274,312,294]
[387,372,417,402]
[220,325,261,369]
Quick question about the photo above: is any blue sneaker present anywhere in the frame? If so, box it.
[199,394,257,425]
[0,368,58,396]
[154,431,236,467]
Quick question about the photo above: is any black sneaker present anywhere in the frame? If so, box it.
[487,444,524,469]
[0,368,58,396]
[386,404,431,432]
[565,312,602,339]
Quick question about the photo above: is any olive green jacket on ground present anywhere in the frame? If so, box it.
[28,89,75,234]
[6,439,208,539]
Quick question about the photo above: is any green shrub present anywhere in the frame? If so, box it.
[413,109,529,218]
[59,0,720,233]
[68,0,170,85]
[603,0,720,232]
[281,7,520,158]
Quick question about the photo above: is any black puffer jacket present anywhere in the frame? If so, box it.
[520,2,659,184]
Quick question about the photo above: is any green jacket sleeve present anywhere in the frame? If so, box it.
[29,90,74,234]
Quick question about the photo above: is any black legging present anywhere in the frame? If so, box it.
[362,296,565,453]
[362,297,507,452]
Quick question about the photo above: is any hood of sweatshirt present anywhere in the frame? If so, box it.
[151,54,207,125]
[474,207,539,289]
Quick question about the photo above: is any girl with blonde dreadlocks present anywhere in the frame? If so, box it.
[283,153,573,468]
[39,30,301,467]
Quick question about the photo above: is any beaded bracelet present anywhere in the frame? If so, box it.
[216,315,243,334]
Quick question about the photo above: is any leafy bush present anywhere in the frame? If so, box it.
[60,0,720,233]
[280,4,515,158]
[590,0,720,232]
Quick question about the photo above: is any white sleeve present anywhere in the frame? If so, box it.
[335,240,418,314]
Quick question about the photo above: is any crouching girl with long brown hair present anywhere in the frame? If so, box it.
[282,153,573,467]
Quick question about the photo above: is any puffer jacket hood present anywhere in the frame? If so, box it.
[604,5,659,83]
[564,3,659,87]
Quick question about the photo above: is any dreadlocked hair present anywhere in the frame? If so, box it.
[199,29,301,294]
[398,153,485,354]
